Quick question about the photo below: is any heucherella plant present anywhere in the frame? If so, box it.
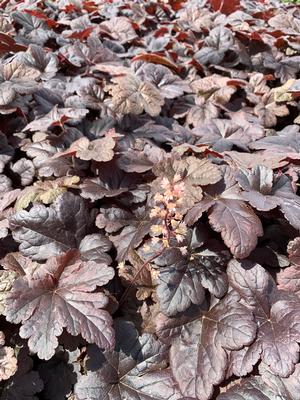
[0,0,299,399]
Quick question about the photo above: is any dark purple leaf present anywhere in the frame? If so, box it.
[209,199,263,259]
[10,192,91,260]
[155,232,228,316]
[228,259,300,377]
[170,291,256,399]
[4,250,115,360]
[194,27,234,65]
[38,350,77,400]
[133,62,190,99]
[0,371,43,400]
[218,363,300,400]
[75,320,182,400]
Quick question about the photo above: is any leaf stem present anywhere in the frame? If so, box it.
[118,246,164,308]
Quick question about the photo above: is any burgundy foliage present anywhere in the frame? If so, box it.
[0,0,299,399]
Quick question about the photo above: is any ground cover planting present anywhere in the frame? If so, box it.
[0,0,300,399]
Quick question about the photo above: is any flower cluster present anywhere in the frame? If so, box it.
[149,174,188,253]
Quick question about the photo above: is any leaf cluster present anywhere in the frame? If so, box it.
[0,0,300,399]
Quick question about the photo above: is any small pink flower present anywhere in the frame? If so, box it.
[179,246,188,256]
[161,177,170,189]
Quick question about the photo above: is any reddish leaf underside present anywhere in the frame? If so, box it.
[208,0,240,15]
